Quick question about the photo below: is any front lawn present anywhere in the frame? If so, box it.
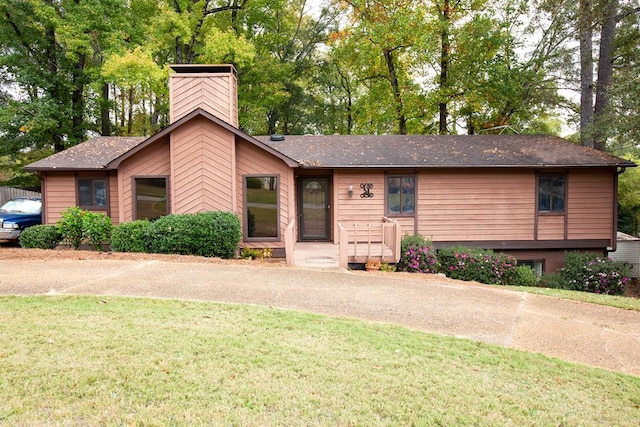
[1,296,638,425]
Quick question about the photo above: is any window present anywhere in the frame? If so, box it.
[135,177,168,220]
[245,176,278,239]
[538,175,565,213]
[78,178,107,209]
[387,175,415,215]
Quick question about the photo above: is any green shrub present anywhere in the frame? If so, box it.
[438,246,518,285]
[145,211,241,258]
[57,207,113,250]
[539,272,565,289]
[561,251,630,295]
[397,234,438,273]
[240,247,272,260]
[19,225,62,249]
[111,220,151,253]
[504,265,538,287]
[379,262,397,272]
[82,211,113,251]
[57,206,85,249]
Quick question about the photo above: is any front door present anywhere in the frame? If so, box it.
[299,177,330,241]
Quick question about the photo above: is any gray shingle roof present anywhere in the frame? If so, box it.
[255,134,635,168]
[24,136,146,171]
[25,128,635,172]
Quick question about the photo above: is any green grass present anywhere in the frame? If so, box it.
[1,296,639,426]
[505,285,640,311]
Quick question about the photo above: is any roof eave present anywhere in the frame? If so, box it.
[23,166,111,172]
[300,163,632,169]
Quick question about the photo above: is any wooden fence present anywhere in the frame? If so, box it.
[0,187,41,206]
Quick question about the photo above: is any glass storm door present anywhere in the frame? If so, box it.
[299,178,330,241]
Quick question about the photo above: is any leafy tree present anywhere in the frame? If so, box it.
[0,0,129,153]
[333,0,428,135]
[101,48,168,136]
[618,155,640,235]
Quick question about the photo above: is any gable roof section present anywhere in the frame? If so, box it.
[25,109,299,172]
[255,134,635,169]
[106,108,299,168]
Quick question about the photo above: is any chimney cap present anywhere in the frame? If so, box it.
[170,64,237,76]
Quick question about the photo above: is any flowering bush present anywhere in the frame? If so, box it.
[397,234,438,273]
[561,252,630,295]
[437,246,518,285]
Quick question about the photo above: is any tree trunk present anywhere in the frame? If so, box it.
[383,49,407,135]
[70,53,86,146]
[101,82,111,136]
[593,0,618,150]
[579,0,594,148]
[439,0,450,134]
[127,87,134,135]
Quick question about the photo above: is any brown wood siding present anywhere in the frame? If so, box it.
[334,171,386,223]
[236,139,292,248]
[171,117,235,214]
[334,171,387,241]
[567,169,614,241]
[108,173,119,224]
[41,172,77,224]
[170,73,238,126]
[118,137,171,222]
[537,215,565,240]
[417,170,536,241]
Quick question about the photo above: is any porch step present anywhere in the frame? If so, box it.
[293,243,340,268]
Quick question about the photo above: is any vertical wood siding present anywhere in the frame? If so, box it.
[118,138,171,222]
[170,73,238,126]
[236,140,292,248]
[567,169,614,240]
[417,170,536,241]
[171,116,235,214]
[41,172,77,224]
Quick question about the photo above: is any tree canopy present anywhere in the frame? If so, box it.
[0,0,639,192]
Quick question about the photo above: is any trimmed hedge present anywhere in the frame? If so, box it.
[111,220,152,253]
[144,211,241,258]
[19,225,63,250]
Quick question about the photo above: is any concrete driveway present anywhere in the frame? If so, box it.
[1,257,639,377]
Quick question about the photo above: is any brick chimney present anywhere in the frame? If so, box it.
[169,64,238,127]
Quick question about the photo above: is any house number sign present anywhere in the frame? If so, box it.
[360,183,374,198]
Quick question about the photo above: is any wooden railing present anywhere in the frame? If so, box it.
[337,218,401,268]
[284,218,296,266]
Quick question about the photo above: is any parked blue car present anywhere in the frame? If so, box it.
[0,198,42,242]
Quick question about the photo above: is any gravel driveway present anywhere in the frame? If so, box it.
[1,248,639,377]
